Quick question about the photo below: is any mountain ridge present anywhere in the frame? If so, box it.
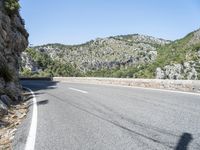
[33,33,171,48]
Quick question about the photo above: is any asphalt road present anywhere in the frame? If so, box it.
[14,80,200,150]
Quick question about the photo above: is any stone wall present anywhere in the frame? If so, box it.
[0,1,28,103]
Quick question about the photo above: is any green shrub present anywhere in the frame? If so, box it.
[20,68,32,77]
[4,0,20,14]
[0,62,13,82]
[21,48,83,77]
[112,70,123,78]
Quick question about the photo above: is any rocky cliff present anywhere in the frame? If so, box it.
[0,0,28,109]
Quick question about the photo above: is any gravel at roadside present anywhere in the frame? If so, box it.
[0,93,29,150]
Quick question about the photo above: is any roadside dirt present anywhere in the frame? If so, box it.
[0,92,29,150]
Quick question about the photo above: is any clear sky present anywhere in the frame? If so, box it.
[19,0,200,46]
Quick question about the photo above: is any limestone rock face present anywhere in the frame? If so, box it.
[0,2,28,102]
[156,68,165,79]
[21,52,38,72]
[156,61,199,80]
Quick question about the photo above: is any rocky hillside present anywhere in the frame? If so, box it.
[21,29,200,80]
[0,0,28,116]
[36,35,169,72]
[155,29,200,80]
[21,34,169,74]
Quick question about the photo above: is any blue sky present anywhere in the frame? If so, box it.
[19,0,200,46]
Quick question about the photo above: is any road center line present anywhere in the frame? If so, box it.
[69,87,88,94]
[24,87,38,150]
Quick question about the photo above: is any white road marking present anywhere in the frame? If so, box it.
[24,87,38,150]
[63,81,200,96]
[69,87,88,94]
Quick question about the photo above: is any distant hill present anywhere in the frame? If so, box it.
[20,29,200,80]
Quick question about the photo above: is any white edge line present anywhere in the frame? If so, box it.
[69,87,88,94]
[126,85,200,96]
[24,87,37,150]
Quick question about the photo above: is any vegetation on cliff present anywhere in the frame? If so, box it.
[4,0,20,14]
[0,0,28,103]
[0,60,13,82]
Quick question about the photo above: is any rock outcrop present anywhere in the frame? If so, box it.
[156,61,200,80]
[0,0,28,115]
[0,100,8,117]
[155,29,200,80]
[21,52,38,72]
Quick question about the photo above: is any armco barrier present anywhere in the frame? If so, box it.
[53,77,200,93]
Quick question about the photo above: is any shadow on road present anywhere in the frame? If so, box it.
[20,80,58,107]
[175,133,193,150]
[37,99,49,106]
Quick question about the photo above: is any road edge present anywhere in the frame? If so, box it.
[24,87,38,150]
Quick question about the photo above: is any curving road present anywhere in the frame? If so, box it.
[13,80,200,150]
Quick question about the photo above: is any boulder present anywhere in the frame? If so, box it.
[156,67,165,79]
[0,95,12,107]
[0,100,8,117]
[156,61,198,80]
[164,64,183,79]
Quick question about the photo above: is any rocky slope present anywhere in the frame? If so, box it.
[21,29,200,80]
[22,34,169,72]
[155,29,200,80]
[0,0,28,116]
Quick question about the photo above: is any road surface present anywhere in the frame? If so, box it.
[13,80,200,150]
